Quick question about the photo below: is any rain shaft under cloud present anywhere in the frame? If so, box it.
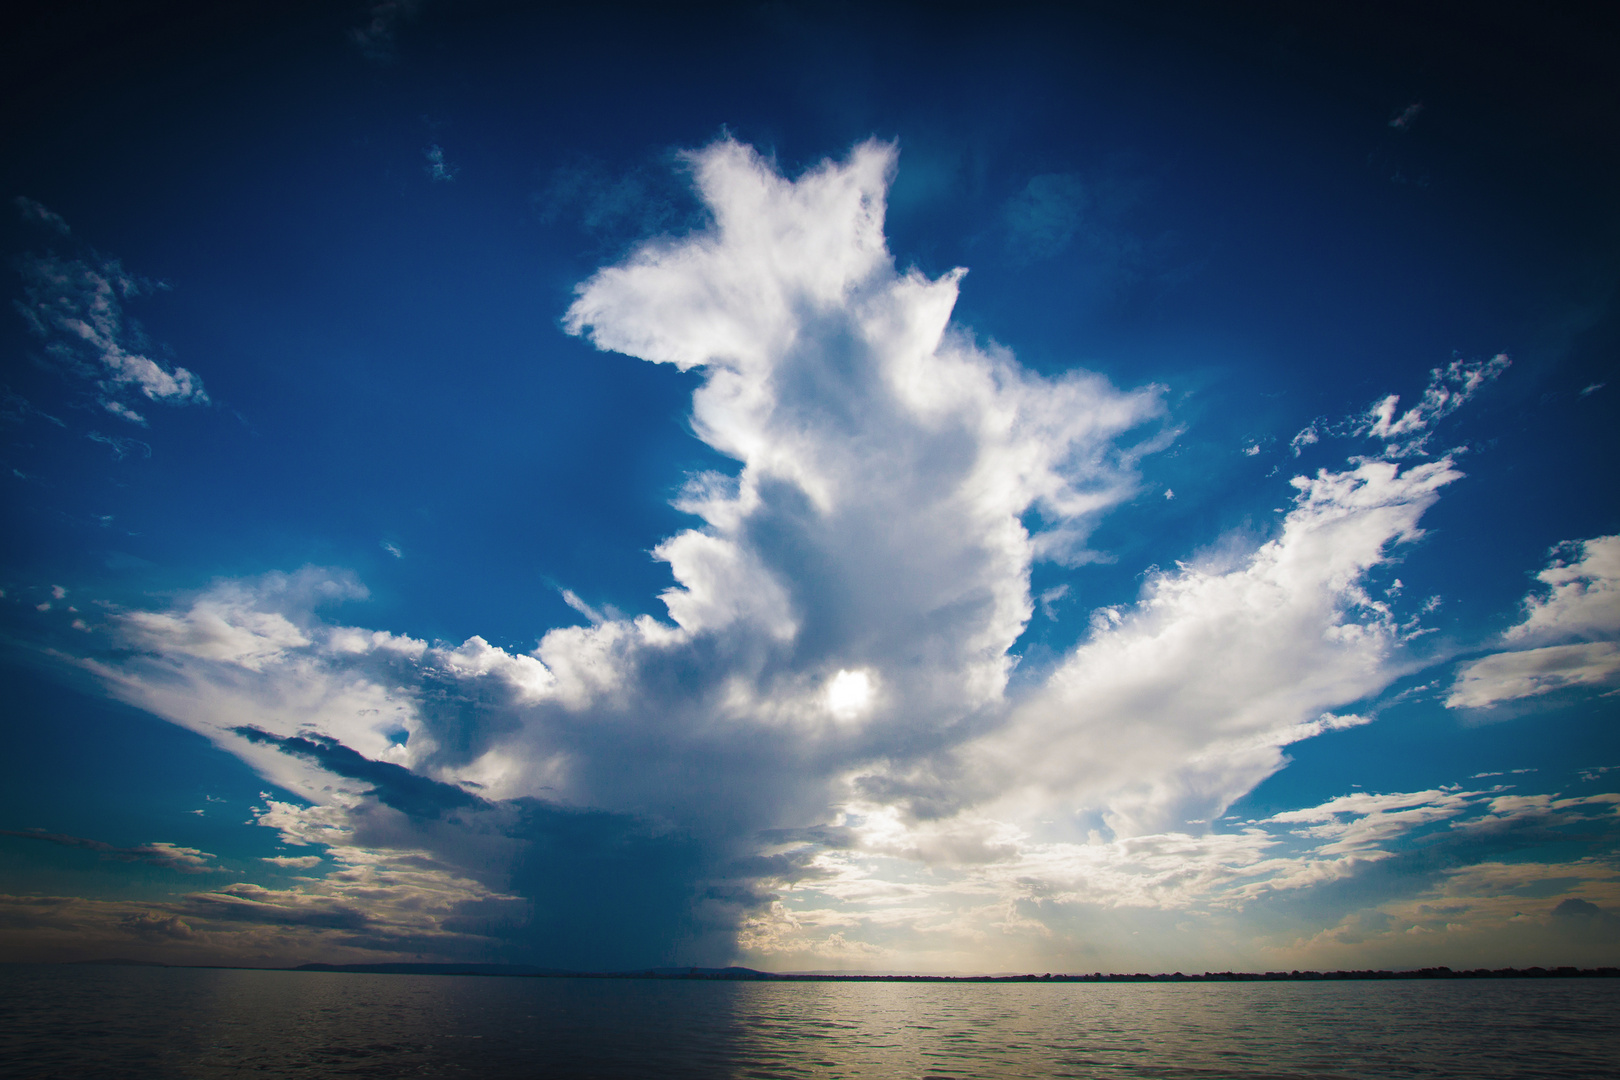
[33,139,1619,971]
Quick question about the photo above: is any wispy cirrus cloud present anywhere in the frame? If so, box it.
[1389,103,1423,131]
[1002,173,1088,262]
[12,202,208,425]
[999,164,1176,297]
[13,196,70,236]
[349,0,422,63]
[535,154,690,246]
[424,144,457,182]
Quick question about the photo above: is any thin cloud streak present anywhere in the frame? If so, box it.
[1,829,220,874]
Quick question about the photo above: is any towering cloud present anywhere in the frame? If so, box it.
[55,139,1553,968]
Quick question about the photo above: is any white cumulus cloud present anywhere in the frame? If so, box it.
[959,457,1458,836]
[1449,535,1620,708]
[59,138,1564,969]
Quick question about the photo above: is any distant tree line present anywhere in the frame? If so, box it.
[275,962,1618,981]
[743,967,1618,983]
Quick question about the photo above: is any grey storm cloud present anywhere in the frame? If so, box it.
[233,726,488,820]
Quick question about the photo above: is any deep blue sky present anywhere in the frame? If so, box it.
[2,0,1616,972]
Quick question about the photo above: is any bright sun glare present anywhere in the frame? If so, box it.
[825,669,873,720]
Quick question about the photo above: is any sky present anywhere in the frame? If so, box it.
[1,0,1617,973]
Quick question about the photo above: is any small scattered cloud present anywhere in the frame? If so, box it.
[534,155,686,242]
[1356,354,1510,457]
[118,911,197,942]
[999,164,1175,288]
[102,400,147,425]
[1290,355,1509,460]
[381,540,403,559]
[1002,173,1087,262]
[1449,535,1620,709]
[261,855,323,869]
[1580,383,1606,397]
[14,196,70,236]
[350,0,422,63]
[424,144,457,183]
[1289,422,1320,456]
[1389,103,1423,131]
[13,218,208,426]
[1037,584,1068,621]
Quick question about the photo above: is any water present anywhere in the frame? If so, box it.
[1,966,1615,1078]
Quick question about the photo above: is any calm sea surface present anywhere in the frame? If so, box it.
[1,965,1616,1079]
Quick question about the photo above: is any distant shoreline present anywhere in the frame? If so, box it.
[48,960,1620,982]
